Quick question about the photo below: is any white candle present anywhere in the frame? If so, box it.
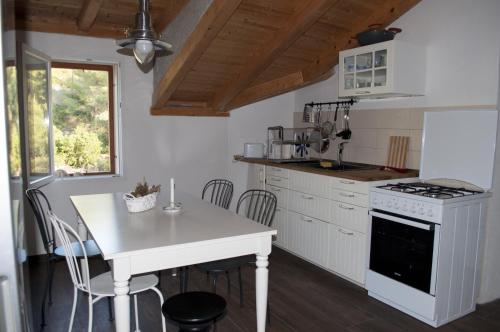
[170,178,175,205]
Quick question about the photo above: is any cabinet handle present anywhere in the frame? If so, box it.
[340,180,355,185]
[355,91,371,95]
[271,177,281,182]
[338,228,354,235]
[339,204,354,210]
[301,195,314,200]
[302,217,313,223]
[339,192,355,198]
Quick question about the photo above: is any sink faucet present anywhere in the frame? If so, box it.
[337,141,349,166]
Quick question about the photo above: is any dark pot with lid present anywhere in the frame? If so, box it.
[355,24,402,46]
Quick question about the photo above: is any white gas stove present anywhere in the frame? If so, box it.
[366,110,498,328]
[370,182,489,223]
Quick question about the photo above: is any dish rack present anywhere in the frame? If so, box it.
[267,126,320,161]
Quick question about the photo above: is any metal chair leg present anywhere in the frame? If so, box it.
[183,266,189,293]
[212,274,218,293]
[48,260,55,305]
[225,271,231,294]
[238,267,244,307]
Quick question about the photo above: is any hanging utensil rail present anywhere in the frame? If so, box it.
[304,98,357,109]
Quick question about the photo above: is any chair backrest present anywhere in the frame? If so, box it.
[26,188,54,254]
[48,211,90,292]
[236,190,277,227]
[202,179,234,210]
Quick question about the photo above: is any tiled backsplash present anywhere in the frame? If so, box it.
[293,106,494,169]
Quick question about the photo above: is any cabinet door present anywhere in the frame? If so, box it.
[330,201,369,234]
[273,207,288,247]
[328,225,367,284]
[287,211,328,267]
[247,164,265,190]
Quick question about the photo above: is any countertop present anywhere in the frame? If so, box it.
[234,156,419,182]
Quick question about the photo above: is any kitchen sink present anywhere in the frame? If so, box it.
[271,159,378,171]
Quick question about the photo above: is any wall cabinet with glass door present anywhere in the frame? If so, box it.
[339,40,425,98]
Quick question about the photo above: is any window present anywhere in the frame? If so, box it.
[51,62,116,176]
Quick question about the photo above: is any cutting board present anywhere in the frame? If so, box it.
[386,136,409,170]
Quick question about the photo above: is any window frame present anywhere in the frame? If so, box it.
[51,61,117,176]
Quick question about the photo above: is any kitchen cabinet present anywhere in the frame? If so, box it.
[273,207,288,247]
[339,40,425,98]
[327,224,366,284]
[247,163,265,190]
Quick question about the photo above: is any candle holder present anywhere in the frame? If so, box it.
[163,202,182,214]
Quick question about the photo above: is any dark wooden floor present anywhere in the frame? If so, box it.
[29,247,500,331]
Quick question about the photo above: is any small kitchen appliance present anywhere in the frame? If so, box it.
[366,110,498,327]
[243,143,265,159]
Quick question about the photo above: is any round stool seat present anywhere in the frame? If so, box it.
[162,291,226,328]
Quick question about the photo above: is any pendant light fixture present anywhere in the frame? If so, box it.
[116,0,172,64]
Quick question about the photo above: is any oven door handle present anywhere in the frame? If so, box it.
[369,211,432,231]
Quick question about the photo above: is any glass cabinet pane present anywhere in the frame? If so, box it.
[356,71,372,88]
[356,52,372,70]
[344,56,355,73]
[375,50,387,67]
[344,73,354,89]
[374,69,387,87]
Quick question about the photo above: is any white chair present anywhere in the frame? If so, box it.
[48,211,166,332]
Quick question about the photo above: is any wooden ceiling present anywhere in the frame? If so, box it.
[152,0,420,116]
[13,0,188,39]
[13,0,420,116]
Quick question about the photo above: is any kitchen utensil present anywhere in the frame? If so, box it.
[386,136,409,170]
[355,24,402,46]
[303,103,319,125]
[321,104,334,137]
[336,104,352,140]
[310,129,330,154]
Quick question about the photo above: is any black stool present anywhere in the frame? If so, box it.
[162,291,226,332]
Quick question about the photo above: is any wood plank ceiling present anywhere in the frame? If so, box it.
[13,0,420,116]
[13,0,188,39]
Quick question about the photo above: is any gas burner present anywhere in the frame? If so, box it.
[376,182,481,199]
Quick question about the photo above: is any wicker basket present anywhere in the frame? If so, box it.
[123,192,158,213]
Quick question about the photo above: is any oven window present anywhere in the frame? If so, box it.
[370,216,435,293]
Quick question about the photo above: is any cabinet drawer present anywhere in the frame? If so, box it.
[266,175,289,188]
[289,170,330,198]
[331,178,369,194]
[331,189,368,208]
[288,190,329,221]
[328,224,367,284]
[266,185,288,208]
[267,166,289,179]
[330,202,368,234]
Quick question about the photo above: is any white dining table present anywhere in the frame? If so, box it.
[70,191,276,332]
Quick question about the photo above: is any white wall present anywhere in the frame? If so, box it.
[23,32,228,254]
[227,92,295,210]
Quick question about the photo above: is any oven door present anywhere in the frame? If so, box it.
[368,210,440,295]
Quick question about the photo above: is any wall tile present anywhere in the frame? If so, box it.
[407,151,422,169]
[409,130,423,151]
[350,129,378,148]
[376,109,411,129]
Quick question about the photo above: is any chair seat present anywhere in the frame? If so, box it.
[90,272,159,296]
[162,291,226,325]
[197,255,253,273]
[54,239,101,258]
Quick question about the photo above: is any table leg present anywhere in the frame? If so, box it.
[113,259,131,332]
[255,254,269,332]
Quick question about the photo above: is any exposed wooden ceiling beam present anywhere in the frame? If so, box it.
[151,106,229,117]
[77,0,105,31]
[211,0,338,112]
[227,0,420,111]
[152,0,242,109]
[227,72,305,110]
[302,0,421,81]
